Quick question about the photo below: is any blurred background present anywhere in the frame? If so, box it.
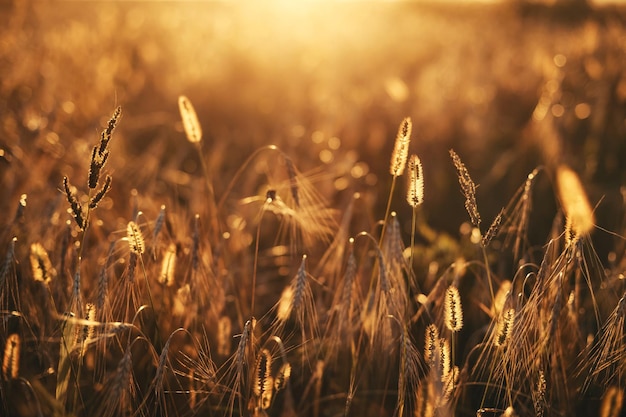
[0,0,625,257]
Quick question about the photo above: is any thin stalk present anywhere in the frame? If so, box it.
[379,175,398,246]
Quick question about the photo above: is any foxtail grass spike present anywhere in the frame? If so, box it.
[178,95,202,144]
[390,117,412,177]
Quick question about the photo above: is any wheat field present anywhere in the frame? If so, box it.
[0,1,625,417]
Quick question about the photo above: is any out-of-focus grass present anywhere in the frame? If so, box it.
[2,1,624,233]
[0,1,625,416]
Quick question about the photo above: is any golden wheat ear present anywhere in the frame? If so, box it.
[272,254,319,356]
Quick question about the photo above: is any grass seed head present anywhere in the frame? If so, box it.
[494,308,515,347]
[449,149,481,228]
[126,221,145,255]
[556,164,595,240]
[254,348,273,409]
[407,154,424,207]
[178,95,202,144]
[274,362,292,391]
[425,324,439,368]
[444,285,463,332]
[390,117,412,177]
[159,243,177,287]
[30,242,55,284]
[2,333,20,380]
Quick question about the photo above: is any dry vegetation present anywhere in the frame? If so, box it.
[1,1,626,417]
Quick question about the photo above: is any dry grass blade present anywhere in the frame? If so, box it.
[56,312,78,406]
